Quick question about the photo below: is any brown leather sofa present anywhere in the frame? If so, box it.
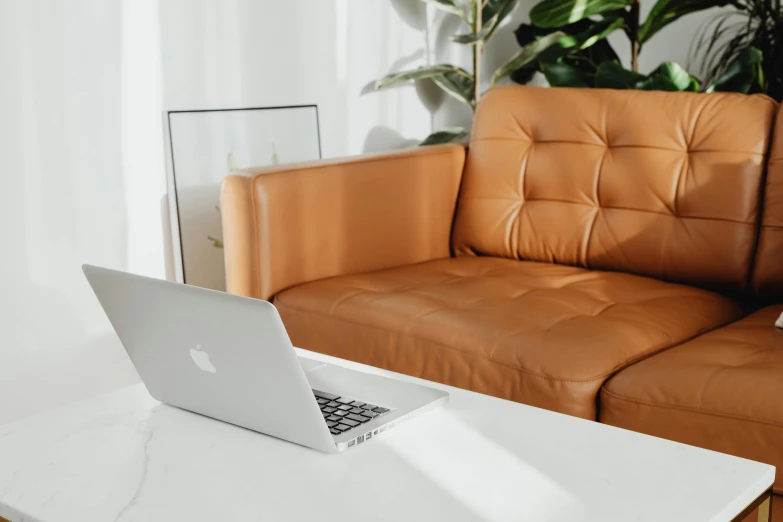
[221,86,783,517]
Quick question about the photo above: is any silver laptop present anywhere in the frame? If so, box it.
[82,264,448,453]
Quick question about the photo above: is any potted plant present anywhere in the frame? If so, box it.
[370,0,529,144]
[693,0,781,100]
[498,0,759,93]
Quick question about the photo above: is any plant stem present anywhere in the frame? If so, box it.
[473,1,482,108]
[629,0,640,72]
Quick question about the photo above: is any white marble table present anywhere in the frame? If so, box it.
[0,348,775,522]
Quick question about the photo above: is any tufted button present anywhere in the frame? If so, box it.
[453,86,776,293]
[274,256,743,420]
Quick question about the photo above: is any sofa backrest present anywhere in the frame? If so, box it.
[452,85,776,292]
[753,106,783,298]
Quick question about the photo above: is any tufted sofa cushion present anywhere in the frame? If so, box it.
[754,103,783,298]
[274,257,743,420]
[452,86,776,292]
[601,305,783,493]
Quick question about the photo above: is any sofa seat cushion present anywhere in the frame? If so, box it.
[601,305,783,493]
[275,257,742,420]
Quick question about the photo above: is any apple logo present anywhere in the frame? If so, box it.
[190,344,217,374]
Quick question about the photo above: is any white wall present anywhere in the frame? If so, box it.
[159,0,435,156]
[0,0,727,424]
[0,0,164,423]
[160,0,726,154]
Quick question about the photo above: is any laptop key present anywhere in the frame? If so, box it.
[335,410,349,417]
[323,406,336,413]
[322,411,330,417]
[363,410,379,418]
[327,421,337,428]
[336,397,355,405]
[316,398,329,405]
[349,408,366,415]
[327,415,342,422]
[335,423,352,432]
[327,401,341,408]
[314,391,340,401]
[350,402,365,407]
[373,407,389,414]
[337,404,352,411]
[346,414,370,423]
[330,428,341,435]
[341,418,360,427]
[362,404,377,411]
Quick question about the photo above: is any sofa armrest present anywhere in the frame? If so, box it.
[220,144,466,300]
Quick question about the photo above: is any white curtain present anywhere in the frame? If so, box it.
[0,0,165,423]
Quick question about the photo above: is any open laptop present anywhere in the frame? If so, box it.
[82,264,448,453]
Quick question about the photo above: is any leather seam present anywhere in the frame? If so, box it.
[582,148,607,265]
[687,98,709,151]
[275,299,674,385]
[512,143,530,258]
[672,154,687,217]
[458,197,755,225]
[602,388,783,431]
[470,138,767,156]
[248,147,460,182]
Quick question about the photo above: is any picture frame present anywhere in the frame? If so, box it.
[163,105,322,290]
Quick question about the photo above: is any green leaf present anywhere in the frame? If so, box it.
[637,62,700,91]
[491,31,566,85]
[540,16,625,61]
[509,17,624,75]
[530,0,631,28]
[207,236,224,249]
[454,0,519,44]
[452,23,493,44]
[514,18,620,75]
[595,61,700,92]
[514,23,542,47]
[482,0,520,42]
[572,17,625,51]
[510,63,541,85]
[541,60,590,87]
[638,0,733,44]
[511,17,622,87]
[482,0,510,21]
[422,0,466,19]
[374,65,463,90]
[420,127,470,146]
[595,61,645,89]
[707,46,764,94]
[374,64,475,108]
[432,69,476,106]
[580,34,620,64]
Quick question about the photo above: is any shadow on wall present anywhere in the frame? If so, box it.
[586,154,761,296]
[359,0,545,152]
[482,0,546,86]
[357,0,472,151]
[363,126,422,153]
[390,0,427,30]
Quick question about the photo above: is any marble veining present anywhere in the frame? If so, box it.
[113,429,154,522]
[0,349,775,522]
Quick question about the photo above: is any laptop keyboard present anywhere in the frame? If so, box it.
[312,390,391,436]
